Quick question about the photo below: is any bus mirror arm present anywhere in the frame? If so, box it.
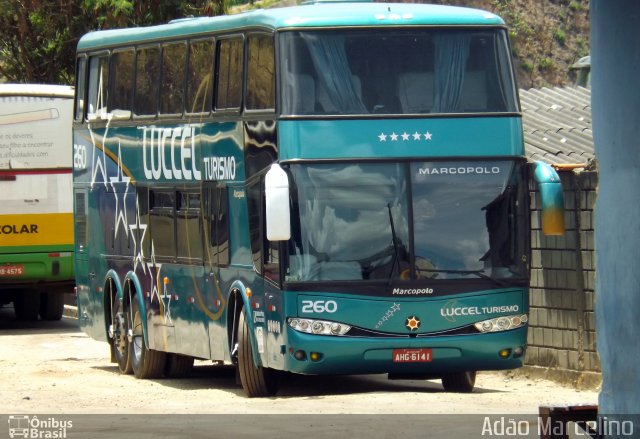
[265,163,291,241]
[533,161,565,236]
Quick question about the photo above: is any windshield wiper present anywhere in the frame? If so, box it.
[387,203,400,286]
[416,268,509,287]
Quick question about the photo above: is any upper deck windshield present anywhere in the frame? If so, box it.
[285,160,528,286]
[279,28,518,116]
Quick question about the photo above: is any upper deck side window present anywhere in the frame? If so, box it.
[279,28,518,117]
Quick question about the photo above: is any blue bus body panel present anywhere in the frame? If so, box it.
[278,117,523,160]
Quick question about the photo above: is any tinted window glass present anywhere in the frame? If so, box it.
[187,39,214,114]
[246,34,275,110]
[177,191,202,260]
[161,42,187,115]
[150,190,175,258]
[216,38,243,110]
[135,47,160,116]
[74,57,86,121]
[87,55,109,119]
[111,49,134,116]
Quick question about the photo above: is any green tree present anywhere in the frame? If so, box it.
[0,0,226,85]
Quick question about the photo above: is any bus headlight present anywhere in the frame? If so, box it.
[288,318,351,336]
[474,314,528,333]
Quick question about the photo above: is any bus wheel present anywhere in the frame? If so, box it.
[111,296,132,374]
[14,290,40,321]
[165,354,194,378]
[237,307,278,397]
[441,371,476,393]
[129,296,166,379]
[39,292,64,321]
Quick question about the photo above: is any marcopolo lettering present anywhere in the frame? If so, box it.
[418,166,501,175]
[141,126,202,181]
[0,224,38,234]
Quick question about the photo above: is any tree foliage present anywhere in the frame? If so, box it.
[0,0,226,85]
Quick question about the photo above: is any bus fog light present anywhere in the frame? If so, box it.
[513,346,524,357]
[499,349,511,358]
[310,352,323,362]
[294,350,307,361]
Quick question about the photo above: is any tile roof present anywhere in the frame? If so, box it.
[520,85,594,166]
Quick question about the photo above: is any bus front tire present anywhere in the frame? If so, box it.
[237,308,278,397]
[441,371,476,393]
[129,296,166,379]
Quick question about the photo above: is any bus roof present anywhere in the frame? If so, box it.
[0,84,74,98]
[77,2,504,51]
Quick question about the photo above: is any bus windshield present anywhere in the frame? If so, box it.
[279,28,518,116]
[285,161,528,283]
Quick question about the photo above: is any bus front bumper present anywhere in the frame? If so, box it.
[282,326,527,375]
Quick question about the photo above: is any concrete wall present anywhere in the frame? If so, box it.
[525,170,600,383]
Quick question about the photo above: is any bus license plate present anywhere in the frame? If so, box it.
[0,265,24,276]
[392,348,433,363]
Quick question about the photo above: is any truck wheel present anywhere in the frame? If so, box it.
[14,290,40,321]
[165,354,194,378]
[237,307,278,397]
[39,292,64,321]
[442,371,477,393]
[129,296,166,379]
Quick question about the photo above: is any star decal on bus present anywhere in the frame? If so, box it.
[110,143,131,238]
[378,131,433,142]
[88,119,111,189]
[147,242,161,305]
[129,195,148,275]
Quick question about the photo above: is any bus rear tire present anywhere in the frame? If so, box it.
[14,290,40,321]
[112,296,132,374]
[129,296,166,379]
[165,354,194,378]
[237,307,278,397]
[39,292,64,321]
[441,371,476,393]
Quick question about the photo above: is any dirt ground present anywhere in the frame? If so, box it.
[0,306,600,417]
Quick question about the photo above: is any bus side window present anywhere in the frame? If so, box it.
[209,186,230,266]
[110,49,134,119]
[216,37,243,111]
[247,178,280,284]
[135,46,160,117]
[161,42,187,115]
[246,34,275,111]
[177,191,203,261]
[74,57,87,121]
[150,190,176,259]
[87,54,109,120]
[187,39,215,114]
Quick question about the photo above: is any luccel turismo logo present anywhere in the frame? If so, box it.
[7,415,73,438]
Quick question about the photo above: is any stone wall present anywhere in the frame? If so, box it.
[526,170,600,379]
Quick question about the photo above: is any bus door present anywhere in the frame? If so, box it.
[203,181,230,360]
[246,178,284,370]
[74,188,106,339]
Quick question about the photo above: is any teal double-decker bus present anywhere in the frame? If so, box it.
[73,1,565,396]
